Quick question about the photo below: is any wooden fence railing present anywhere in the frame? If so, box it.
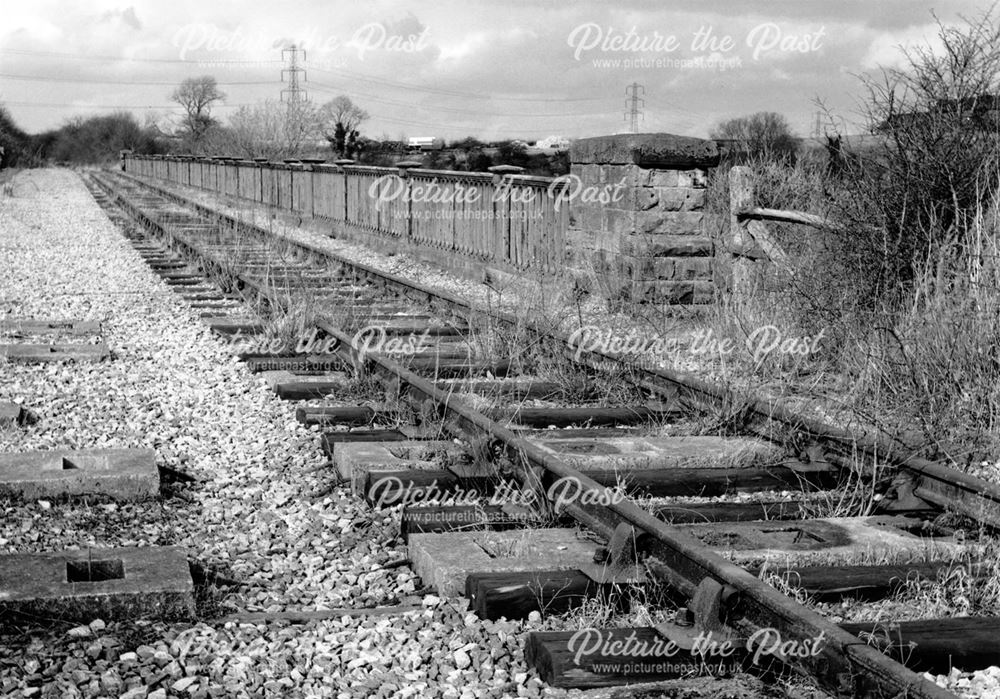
[122,154,569,276]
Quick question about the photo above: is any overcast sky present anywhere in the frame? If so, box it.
[0,0,989,141]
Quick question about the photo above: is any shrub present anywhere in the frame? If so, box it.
[712,7,1000,461]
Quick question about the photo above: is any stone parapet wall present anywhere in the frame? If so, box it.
[124,134,723,306]
[567,133,720,305]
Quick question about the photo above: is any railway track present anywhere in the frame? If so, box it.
[83,168,1000,698]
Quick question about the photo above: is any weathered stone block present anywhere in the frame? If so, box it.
[565,228,601,253]
[602,209,635,236]
[332,440,463,494]
[625,280,716,305]
[578,249,616,276]
[631,188,660,211]
[572,205,603,232]
[627,187,706,213]
[634,211,705,236]
[680,517,964,567]
[611,254,715,283]
[0,448,159,501]
[578,164,601,185]
[409,528,599,596]
[0,319,103,337]
[641,169,680,188]
[600,164,633,186]
[619,255,675,281]
[0,546,195,622]
[0,344,110,363]
[567,131,719,306]
[622,235,714,257]
[678,169,709,188]
[570,134,719,168]
[671,257,714,280]
[0,402,25,427]
[655,187,707,211]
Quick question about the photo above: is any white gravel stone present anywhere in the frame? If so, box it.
[0,170,797,699]
[929,666,1000,698]
[88,619,106,632]
[0,169,599,699]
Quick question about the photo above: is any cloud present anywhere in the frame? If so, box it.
[860,23,942,70]
[0,0,985,138]
[99,6,143,31]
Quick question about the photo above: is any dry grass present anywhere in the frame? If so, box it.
[703,152,1000,471]
[696,9,1000,471]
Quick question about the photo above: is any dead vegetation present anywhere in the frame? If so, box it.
[701,5,1000,469]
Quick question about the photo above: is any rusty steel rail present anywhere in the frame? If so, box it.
[106,166,1000,519]
[89,169,962,698]
[116,167,1000,530]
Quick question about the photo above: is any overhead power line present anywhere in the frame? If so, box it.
[306,65,603,103]
[0,48,280,65]
[2,100,251,109]
[0,49,603,104]
[307,80,612,119]
[0,72,273,86]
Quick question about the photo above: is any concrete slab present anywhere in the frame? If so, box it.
[528,435,784,471]
[332,440,462,494]
[0,546,195,622]
[679,516,964,567]
[0,343,110,363]
[0,319,103,337]
[409,528,600,596]
[409,517,965,596]
[0,448,159,501]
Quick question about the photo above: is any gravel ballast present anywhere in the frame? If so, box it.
[0,168,578,698]
[7,168,977,699]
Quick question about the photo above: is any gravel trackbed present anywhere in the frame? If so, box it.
[0,169,566,699]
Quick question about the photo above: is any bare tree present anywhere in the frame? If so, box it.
[318,96,369,157]
[228,100,320,159]
[845,4,1000,289]
[170,76,225,143]
[711,112,798,162]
